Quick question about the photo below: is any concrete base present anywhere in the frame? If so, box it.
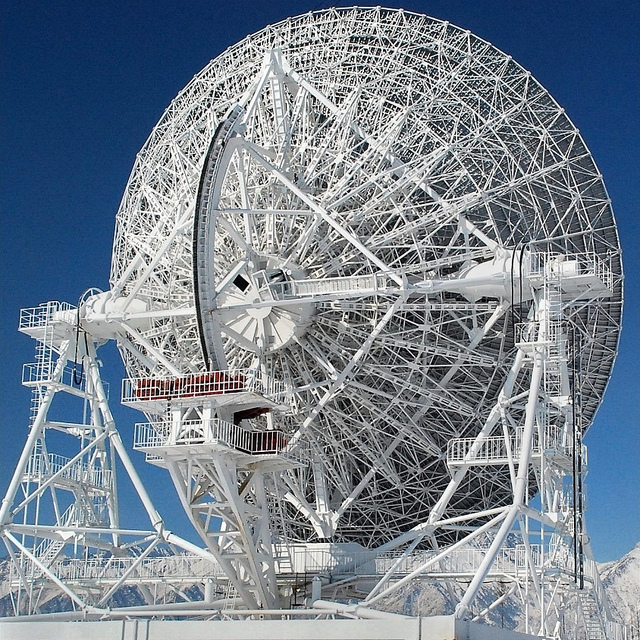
[0,615,539,640]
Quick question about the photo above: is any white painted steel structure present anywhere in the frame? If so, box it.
[0,7,626,639]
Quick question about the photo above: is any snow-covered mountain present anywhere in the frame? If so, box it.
[599,542,640,633]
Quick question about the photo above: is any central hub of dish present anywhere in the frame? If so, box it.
[216,255,314,354]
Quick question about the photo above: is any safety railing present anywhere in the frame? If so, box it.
[268,273,391,300]
[278,543,548,578]
[22,363,86,389]
[582,556,629,638]
[122,368,287,405]
[513,320,553,346]
[447,425,572,466]
[45,554,225,583]
[527,251,614,294]
[19,301,76,331]
[555,552,629,639]
[604,620,628,640]
[133,419,288,456]
[372,541,597,580]
[25,452,112,491]
[514,320,567,353]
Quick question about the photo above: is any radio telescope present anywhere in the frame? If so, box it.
[107,7,620,544]
[1,6,624,637]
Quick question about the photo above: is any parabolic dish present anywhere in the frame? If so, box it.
[109,7,621,546]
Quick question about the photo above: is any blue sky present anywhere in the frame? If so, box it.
[1,0,638,563]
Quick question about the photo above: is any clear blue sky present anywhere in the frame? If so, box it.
[1,0,638,563]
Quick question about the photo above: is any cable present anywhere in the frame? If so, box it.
[72,300,84,386]
[575,331,579,579]
[518,244,526,322]
[72,288,101,386]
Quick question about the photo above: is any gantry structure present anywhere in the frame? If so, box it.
[0,7,627,639]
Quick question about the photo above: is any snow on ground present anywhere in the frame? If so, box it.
[599,542,640,628]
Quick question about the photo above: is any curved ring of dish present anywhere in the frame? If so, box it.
[110,7,622,545]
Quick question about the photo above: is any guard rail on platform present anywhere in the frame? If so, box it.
[122,368,287,406]
[447,425,572,467]
[133,419,288,456]
[25,452,113,491]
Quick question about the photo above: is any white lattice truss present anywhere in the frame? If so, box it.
[0,7,626,639]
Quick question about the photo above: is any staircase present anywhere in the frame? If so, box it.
[578,589,606,640]
[26,504,77,579]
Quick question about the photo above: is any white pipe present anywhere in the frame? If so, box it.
[312,599,411,620]
[85,343,164,530]
[455,301,548,618]
[0,341,70,528]
[364,511,507,607]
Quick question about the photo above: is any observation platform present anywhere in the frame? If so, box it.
[121,369,288,412]
[132,418,302,468]
[22,363,87,396]
[513,320,567,355]
[10,542,571,590]
[447,425,574,469]
[23,452,113,493]
[18,302,78,348]
[526,252,613,300]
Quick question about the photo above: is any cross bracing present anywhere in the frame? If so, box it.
[1,7,626,638]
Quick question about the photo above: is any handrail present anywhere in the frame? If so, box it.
[122,368,287,404]
[25,452,112,490]
[447,424,572,465]
[22,363,86,389]
[527,251,613,293]
[19,302,76,331]
[133,419,288,456]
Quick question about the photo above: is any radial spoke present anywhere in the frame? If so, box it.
[106,7,620,559]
